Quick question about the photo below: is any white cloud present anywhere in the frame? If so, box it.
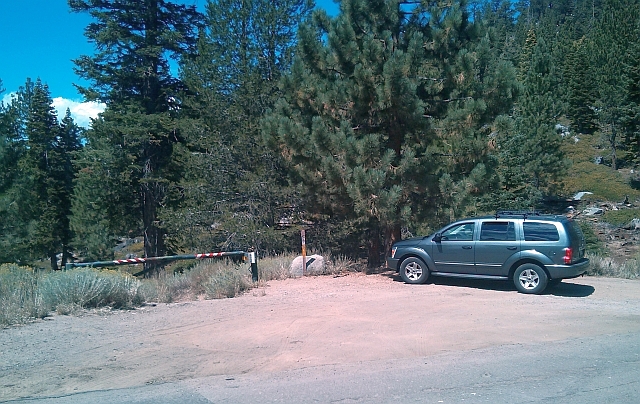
[1,92,14,105]
[2,93,105,129]
[52,97,106,128]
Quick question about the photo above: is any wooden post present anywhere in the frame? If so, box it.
[301,229,307,275]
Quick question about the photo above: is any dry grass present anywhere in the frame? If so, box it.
[138,259,253,302]
[0,254,361,327]
[0,265,140,327]
[0,264,46,326]
[586,254,640,279]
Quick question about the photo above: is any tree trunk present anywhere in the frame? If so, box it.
[49,251,59,271]
[384,223,402,259]
[61,245,70,268]
[367,225,381,269]
[611,124,617,170]
[143,185,166,277]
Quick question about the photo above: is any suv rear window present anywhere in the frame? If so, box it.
[523,222,559,241]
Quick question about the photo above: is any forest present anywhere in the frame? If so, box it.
[2,0,640,273]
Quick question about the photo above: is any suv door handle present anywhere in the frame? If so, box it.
[462,246,473,249]
[507,246,518,250]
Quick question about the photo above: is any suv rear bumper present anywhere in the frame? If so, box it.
[546,258,590,280]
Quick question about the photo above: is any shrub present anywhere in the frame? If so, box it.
[0,254,361,326]
[563,161,640,202]
[38,268,141,312]
[138,259,254,302]
[586,254,640,279]
[257,253,296,281]
[203,266,252,299]
[576,220,606,255]
[0,264,47,326]
[602,208,640,226]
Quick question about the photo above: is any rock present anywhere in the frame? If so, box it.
[583,207,604,216]
[629,218,640,230]
[290,255,325,277]
[573,191,593,200]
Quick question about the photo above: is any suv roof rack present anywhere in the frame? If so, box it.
[495,210,542,219]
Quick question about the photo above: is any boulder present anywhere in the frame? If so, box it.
[583,207,604,216]
[290,255,325,277]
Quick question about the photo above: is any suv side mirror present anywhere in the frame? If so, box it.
[433,233,442,242]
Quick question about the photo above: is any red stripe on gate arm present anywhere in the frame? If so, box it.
[196,252,225,259]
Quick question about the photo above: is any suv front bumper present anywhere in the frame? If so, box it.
[386,257,400,271]
[546,258,590,279]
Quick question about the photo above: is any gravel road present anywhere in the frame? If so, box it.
[1,273,639,402]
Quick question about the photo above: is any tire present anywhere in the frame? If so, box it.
[399,257,429,284]
[513,263,548,294]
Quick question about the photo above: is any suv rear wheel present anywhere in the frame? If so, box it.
[513,263,548,294]
[400,257,429,284]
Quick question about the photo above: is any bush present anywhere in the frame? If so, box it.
[0,254,360,326]
[138,259,254,302]
[563,161,640,202]
[0,264,47,326]
[204,267,252,299]
[257,253,296,281]
[576,220,606,255]
[38,269,141,313]
[602,208,640,226]
[586,254,640,279]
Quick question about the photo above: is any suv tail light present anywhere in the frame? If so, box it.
[563,247,573,264]
[391,247,397,258]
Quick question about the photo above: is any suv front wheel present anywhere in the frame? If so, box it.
[400,257,429,284]
[513,263,548,294]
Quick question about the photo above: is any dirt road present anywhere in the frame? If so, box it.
[1,272,640,402]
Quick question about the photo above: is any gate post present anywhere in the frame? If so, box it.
[249,252,258,282]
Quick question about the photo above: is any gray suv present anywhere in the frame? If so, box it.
[386,212,590,294]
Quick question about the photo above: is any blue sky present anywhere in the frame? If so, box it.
[0,0,339,126]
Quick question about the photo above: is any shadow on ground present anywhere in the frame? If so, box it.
[377,269,595,297]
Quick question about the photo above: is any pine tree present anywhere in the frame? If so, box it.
[57,110,83,266]
[8,80,80,269]
[591,0,639,169]
[166,0,313,255]
[69,0,201,275]
[626,36,640,161]
[0,81,32,264]
[264,0,518,266]
[565,37,597,135]
[494,32,568,208]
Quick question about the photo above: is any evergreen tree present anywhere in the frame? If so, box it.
[264,0,518,266]
[57,110,83,265]
[588,0,639,169]
[493,31,568,209]
[0,81,32,264]
[626,35,640,161]
[71,134,127,261]
[7,80,80,269]
[565,37,597,135]
[167,0,313,255]
[69,0,202,275]
[479,0,519,63]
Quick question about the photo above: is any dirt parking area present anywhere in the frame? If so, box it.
[2,272,640,402]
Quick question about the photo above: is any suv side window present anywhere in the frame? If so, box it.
[523,222,559,241]
[441,223,475,241]
[479,221,516,241]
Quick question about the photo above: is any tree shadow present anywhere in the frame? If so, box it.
[381,271,595,297]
